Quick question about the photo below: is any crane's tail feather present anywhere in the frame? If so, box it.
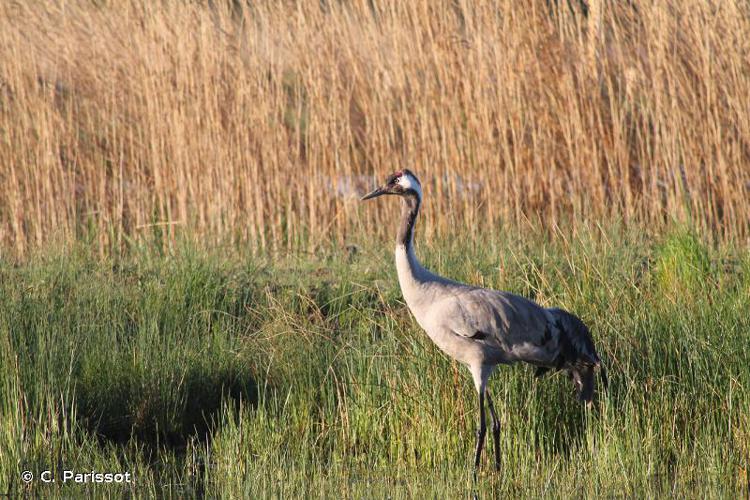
[571,362,609,403]
[570,365,595,403]
[547,307,607,403]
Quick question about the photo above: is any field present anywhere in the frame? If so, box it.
[2,229,749,497]
[1,0,750,497]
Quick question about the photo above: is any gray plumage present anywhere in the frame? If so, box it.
[362,169,606,474]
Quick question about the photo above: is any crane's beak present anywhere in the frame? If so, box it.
[360,186,386,201]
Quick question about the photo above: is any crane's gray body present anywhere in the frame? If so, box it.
[396,242,601,396]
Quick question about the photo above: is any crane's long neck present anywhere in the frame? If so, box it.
[397,193,420,248]
[395,193,431,303]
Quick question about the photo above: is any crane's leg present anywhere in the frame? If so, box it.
[486,391,501,471]
[473,390,487,479]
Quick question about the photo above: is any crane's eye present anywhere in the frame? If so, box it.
[391,176,400,185]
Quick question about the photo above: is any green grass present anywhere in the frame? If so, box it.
[1,227,749,497]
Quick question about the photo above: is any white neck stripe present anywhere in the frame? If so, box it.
[398,173,422,201]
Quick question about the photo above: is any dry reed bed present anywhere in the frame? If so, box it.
[0,0,749,256]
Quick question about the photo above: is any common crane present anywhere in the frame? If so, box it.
[361,170,607,474]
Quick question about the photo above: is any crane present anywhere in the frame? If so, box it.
[361,169,607,474]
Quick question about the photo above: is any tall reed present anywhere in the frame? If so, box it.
[1,0,748,257]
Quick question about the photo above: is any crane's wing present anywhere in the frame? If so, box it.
[436,288,560,364]
[430,286,606,401]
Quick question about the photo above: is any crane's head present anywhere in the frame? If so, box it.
[360,169,422,202]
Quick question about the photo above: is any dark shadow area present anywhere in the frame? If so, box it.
[501,364,611,462]
[75,366,259,449]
